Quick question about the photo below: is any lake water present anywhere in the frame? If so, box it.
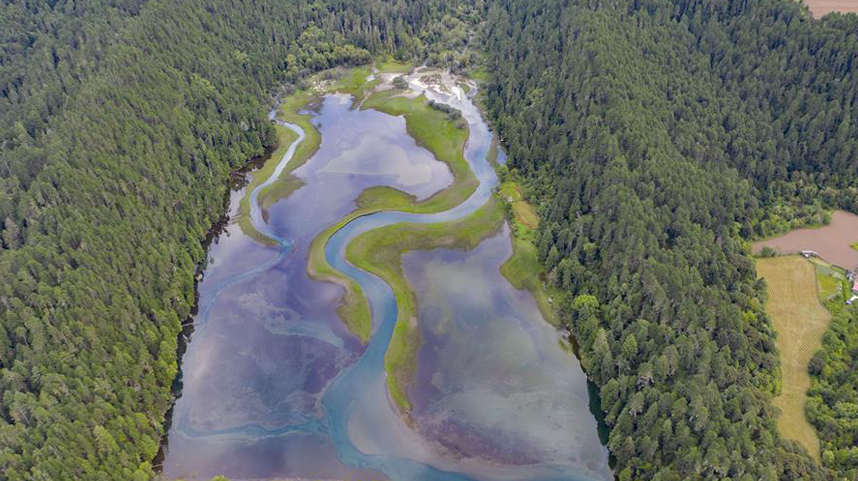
[403,226,609,474]
[161,73,610,481]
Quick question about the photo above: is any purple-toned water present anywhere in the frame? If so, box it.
[403,226,608,475]
[161,74,610,481]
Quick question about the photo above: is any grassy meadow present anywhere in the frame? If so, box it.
[497,179,564,326]
[757,255,831,461]
[361,89,476,212]
[810,258,851,314]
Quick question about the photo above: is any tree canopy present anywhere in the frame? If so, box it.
[0,0,474,479]
[481,0,858,479]
[4,0,858,479]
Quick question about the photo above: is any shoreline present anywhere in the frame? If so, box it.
[157,62,611,480]
[306,71,476,342]
[153,128,283,474]
[307,69,491,422]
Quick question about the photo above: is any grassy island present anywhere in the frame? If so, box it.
[306,85,475,341]
[238,90,321,244]
[346,198,505,413]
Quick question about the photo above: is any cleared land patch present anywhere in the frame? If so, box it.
[757,256,831,461]
[500,181,539,232]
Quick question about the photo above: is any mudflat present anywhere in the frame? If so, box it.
[753,210,858,270]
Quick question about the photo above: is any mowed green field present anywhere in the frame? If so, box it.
[757,256,830,461]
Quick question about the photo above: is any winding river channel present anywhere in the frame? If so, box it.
[161,72,611,481]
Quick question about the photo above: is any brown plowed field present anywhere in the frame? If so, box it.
[753,210,858,270]
[805,0,858,17]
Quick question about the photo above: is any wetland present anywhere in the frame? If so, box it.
[160,68,610,481]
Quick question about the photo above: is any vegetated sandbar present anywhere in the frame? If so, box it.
[307,68,510,418]
[238,90,322,244]
[237,64,386,245]
[756,255,830,461]
[753,210,858,269]
[345,198,506,415]
[307,71,475,342]
[307,67,563,422]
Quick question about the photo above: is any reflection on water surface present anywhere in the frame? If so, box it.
[162,77,609,481]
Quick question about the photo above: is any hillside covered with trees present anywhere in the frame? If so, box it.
[481,0,858,479]
[808,307,858,477]
[0,0,476,479]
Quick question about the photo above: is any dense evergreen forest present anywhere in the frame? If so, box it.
[4,0,858,479]
[0,0,478,479]
[482,0,858,479]
[808,308,858,478]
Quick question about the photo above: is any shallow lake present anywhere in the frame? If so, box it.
[161,75,610,481]
[402,225,610,475]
